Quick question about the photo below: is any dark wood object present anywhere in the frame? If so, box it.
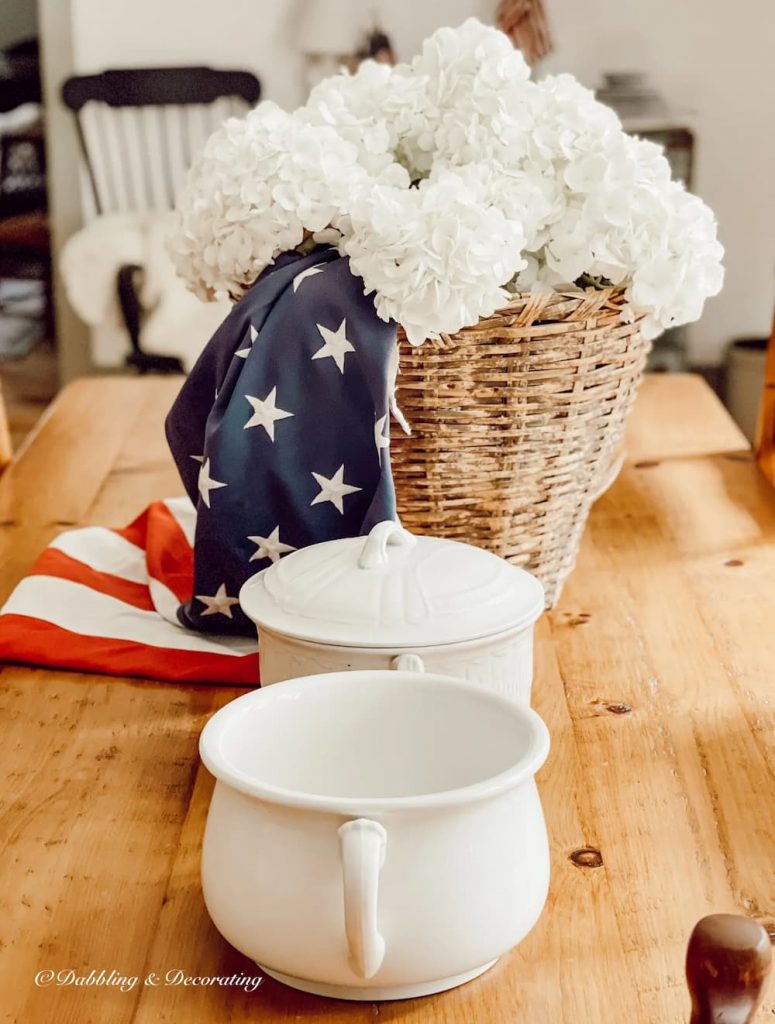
[60,66,260,374]
[686,914,772,1023]
[0,38,42,113]
[755,311,775,485]
[0,126,46,217]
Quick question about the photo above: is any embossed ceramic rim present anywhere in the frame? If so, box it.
[199,670,550,814]
[238,569,546,649]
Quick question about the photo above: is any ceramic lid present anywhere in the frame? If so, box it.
[239,521,544,649]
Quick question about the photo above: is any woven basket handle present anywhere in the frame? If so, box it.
[358,521,416,569]
[686,914,771,1023]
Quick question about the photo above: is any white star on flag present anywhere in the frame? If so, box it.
[244,387,294,441]
[248,526,297,563]
[310,465,362,514]
[374,414,390,464]
[198,458,227,508]
[236,323,259,359]
[196,583,240,618]
[190,454,204,464]
[313,319,355,374]
[293,263,325,292]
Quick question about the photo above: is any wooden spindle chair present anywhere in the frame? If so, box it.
[61,66,260,374]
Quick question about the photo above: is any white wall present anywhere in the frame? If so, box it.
[0,0,37,50]
[541,0,775,364]
[370,0,497,63]
[38,0,91,381]
[69,0,496,109]
[70,0,305,109]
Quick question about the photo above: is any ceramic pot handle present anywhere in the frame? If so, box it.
[358,521,416,569]
[391,653,425,672]
[338,818,387,979]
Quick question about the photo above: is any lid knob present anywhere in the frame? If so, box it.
[358,521,417,570]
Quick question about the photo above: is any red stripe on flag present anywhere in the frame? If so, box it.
[0,613,259,686]
[143,502,195,604]
[29,548,155,611]
[113,505,152,548]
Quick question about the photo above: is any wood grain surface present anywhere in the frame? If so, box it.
[0,373,772,1023]
[0,380,12,470]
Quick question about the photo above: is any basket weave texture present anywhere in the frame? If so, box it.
[390,287,651,607]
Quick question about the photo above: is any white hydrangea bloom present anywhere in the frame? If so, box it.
[408,18,534,172]
[339,167,526,343]
[515,125,724,337]
[169,102,366,299]
[302,61,411,183]
[170,19,724,342]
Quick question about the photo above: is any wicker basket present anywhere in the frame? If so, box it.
[390,287,651,607]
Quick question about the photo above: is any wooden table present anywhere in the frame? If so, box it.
[1,374,773,1023]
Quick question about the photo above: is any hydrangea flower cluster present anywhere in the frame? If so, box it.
[170,18,724,343]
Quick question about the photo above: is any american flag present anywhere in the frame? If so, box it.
[0,248,400,683]
[0,498,258,683]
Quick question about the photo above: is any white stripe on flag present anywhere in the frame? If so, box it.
[49,527,146,584]
[149,577,186,626]
[4,576,257,657]
[163,496,197,546]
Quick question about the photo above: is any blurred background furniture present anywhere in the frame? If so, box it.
[727,335,768,443]
[0,37,41,113]
[0,33,50,361]
[755,311,775,482]
[0,380,12,469]
[61,66,260,373]
[0,126,51,339]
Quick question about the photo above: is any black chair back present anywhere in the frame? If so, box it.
[61,66,260,215]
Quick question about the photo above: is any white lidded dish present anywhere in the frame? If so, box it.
[239,520,545,704]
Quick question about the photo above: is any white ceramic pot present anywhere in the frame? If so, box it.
[239,521,544,704]
[199,668,550,1000]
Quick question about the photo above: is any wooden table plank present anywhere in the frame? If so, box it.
[624,372,748,462]
[0,673,230,1024]
[0,377,182,526]
[0,377,185,603]
[131,617,635,1024]
[551,444,775,1021]
[0,376,208,1024]
[0,374,772,1023]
